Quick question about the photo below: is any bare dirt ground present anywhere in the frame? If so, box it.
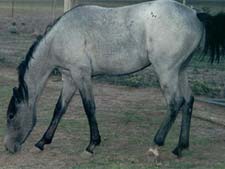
[0,67,225,169]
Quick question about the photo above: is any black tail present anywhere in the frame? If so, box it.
[197,12,225,63]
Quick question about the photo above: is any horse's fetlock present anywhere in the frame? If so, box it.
[93,135,101,145]
[154,136,164,146]
[43,135,53,144]
[172,146,182,157]
[181,141,189,149]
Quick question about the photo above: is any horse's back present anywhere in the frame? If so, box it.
[50,0,203,75]
[53,2,152,75]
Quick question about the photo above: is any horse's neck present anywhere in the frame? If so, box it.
[24,40,53,106]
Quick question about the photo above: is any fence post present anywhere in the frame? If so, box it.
[51,0,56,21]
[74,0,79,6]
[64,0,73,12]
[11,0,15,18]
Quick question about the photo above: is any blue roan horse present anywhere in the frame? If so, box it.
[4,0,225,157]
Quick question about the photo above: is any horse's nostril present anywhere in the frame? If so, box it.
[4,140,21,153]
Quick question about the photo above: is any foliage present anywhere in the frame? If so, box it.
[191,80,221,97]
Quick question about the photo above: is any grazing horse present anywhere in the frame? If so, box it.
[4,0,225,157]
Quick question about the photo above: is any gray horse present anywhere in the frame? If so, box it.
[4,0,225,157]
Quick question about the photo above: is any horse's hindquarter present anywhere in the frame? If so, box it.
[144,1,203,72]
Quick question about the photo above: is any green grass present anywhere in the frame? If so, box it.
[190,54,225,71]
[72,163,162,169]
[0,86,11,140]
[191,80,221,97]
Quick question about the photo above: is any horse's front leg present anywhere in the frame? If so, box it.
[35,74,77,150]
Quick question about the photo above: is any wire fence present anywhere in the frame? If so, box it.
[0,0,225,19]
[0,1,63,18]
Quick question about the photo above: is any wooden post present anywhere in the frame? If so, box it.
[64,0,73,13]
[11,0,15,18]
[51,0,56,20]
[64,0,80,12]
[74,0,79,6]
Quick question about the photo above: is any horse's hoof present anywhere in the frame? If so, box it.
[80,150,93,159]
[172,147,182,158]
[35,142,45,151]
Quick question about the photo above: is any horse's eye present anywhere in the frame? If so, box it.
[8,114,14,120]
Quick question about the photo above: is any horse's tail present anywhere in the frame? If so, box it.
[197,12,225,63]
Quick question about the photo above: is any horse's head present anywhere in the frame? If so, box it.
[4,87,36,153]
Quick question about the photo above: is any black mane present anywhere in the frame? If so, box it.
[16,16,62,102]
[14,4,85,101]
[17,35,42,100]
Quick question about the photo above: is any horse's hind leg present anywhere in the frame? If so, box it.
[35,73,77,150]
[154,71,185,146]
[173,71,194,157]
[73,72,101,154]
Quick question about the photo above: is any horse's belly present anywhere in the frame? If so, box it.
[92,48,150,75]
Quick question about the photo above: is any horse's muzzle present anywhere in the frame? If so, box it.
[4,135,21,154]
